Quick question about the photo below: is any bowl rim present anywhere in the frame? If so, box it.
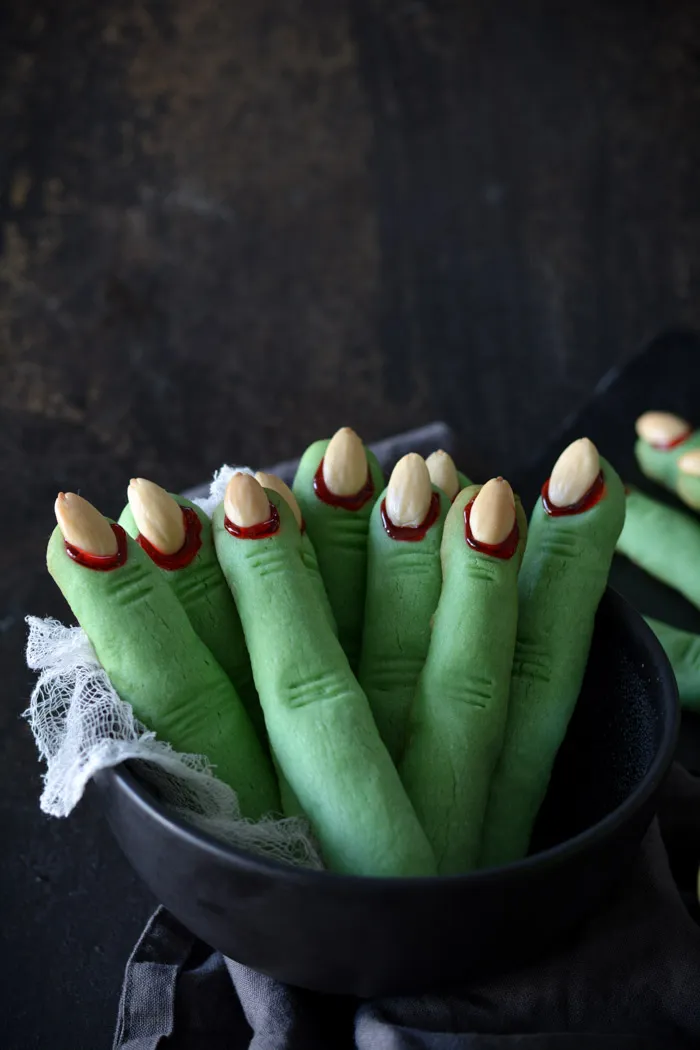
[98,587,679,889]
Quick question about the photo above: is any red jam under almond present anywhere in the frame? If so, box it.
[380,491,441,541]
[64,523,128,571]
[313,459,375,511]
[464,499,519,560]
[137,507,202,570]
[541,470,605,517]
[224,503,280,539]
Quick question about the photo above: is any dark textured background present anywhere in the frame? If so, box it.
[2,2,700,1046]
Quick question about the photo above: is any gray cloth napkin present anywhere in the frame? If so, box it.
[113,765,700,1050]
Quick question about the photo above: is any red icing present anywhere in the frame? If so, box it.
[541,470,605,516]
[464,499,519,560]
[313,459,375,511]
[380,492,441,541]
[64,523,128,571]
[650,429,691,450]
[224,503,280,539]
[137,507,202,570]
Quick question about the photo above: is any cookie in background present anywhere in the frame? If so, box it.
[635,410,700,511]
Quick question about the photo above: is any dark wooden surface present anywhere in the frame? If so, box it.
[3,2,700,1046]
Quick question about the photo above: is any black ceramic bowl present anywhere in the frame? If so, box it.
[96,588,678,996]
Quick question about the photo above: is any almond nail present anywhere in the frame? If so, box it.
[322,427,367,496]
[635,411,690,447]
[55,492,118,556]
[548,438,600,508]
[385,453,432,528]
[255,471,303,529]
[224,472,271,528]
[128,478,186,555]
[425,449,460,501]
[678,449,700,478]
[470,478,516,545]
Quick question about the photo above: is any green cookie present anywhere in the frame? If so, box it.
[616,488,700,609]
[645,617,700,712]
[358,484,450,763]
[119,495,263,740]
[400,484,525,874]
[292,439,384,671]
[47,525,279,819]
[212,492,437,877]
[480,455,626,868]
